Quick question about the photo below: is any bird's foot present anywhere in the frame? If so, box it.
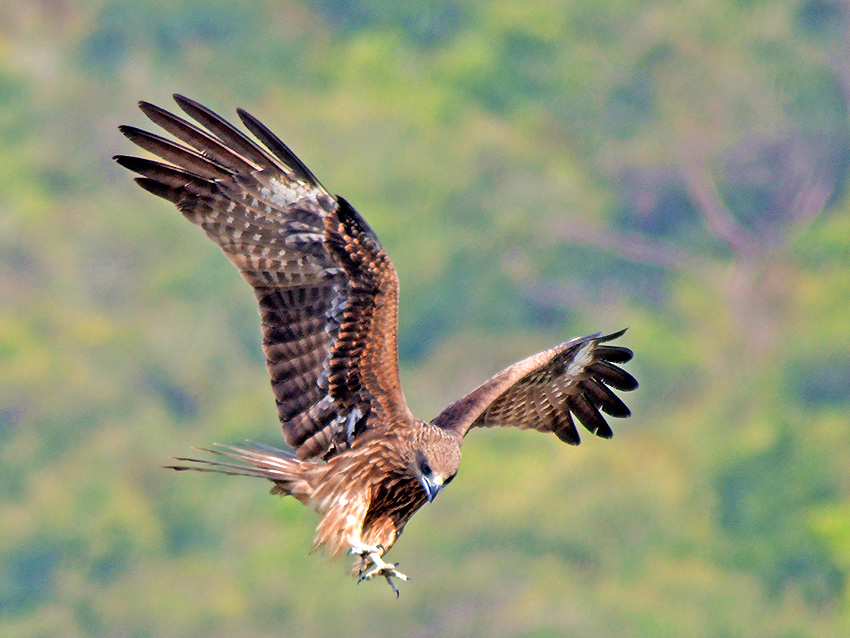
[348,543,409,598]
[357,554,409,598]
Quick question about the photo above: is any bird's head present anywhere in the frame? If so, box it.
[411,429,462,503]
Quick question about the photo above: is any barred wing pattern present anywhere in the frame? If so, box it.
[116,95,411,460]
[432,330,637,444]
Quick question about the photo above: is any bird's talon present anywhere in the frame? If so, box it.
[353,550,409,596]
[386,576,400,598]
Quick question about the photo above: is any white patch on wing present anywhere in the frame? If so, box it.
[263,178,317,209]
[565,342,595,378]
[345,408,363,444]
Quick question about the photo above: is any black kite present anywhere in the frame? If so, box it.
[115,96,638,596]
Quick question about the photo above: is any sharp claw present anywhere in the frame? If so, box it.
[386,575,400,598]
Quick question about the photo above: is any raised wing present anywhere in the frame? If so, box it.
[431,330,637,444]
[116,95,412,460]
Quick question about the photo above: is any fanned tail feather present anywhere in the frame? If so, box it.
[164,442,306,495]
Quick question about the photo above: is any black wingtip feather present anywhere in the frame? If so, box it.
[580,379,632,418]
[589,361,638,392]
[133,177,176,201]
[553,411,581,445]
[138,99,172,122]
[172,93,196,111]
[136,98,258,173]
[555,430,581,446]
[599,327,628,342]
[600,399,631,419]
[597,345,634,364]
[117,124,136,139]
[120,125,235,180]
[236,107,321,186]
[172,94,276,169]
[114,156,213,196]
[113,154,161,174]
[569,394,614,439]
[597,427,614,439]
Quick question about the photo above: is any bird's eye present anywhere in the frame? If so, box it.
[444,472,456,485]
[418,459,431,475]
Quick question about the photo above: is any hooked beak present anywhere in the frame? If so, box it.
[420,474,444,503]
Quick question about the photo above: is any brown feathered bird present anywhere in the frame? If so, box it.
[115,95,638,596]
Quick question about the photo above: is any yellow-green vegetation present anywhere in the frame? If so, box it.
[2,1,849,636]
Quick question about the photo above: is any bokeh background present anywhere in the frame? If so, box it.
[2,0,850,636]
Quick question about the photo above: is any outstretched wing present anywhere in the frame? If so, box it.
[116,95,412,460]
[431,330,637,444]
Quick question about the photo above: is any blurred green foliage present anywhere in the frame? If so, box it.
[2,0,850,636]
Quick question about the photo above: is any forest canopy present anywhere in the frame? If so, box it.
[1,1,849,636]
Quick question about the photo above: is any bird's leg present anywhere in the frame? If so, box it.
[348,542,409,598]
[348,540,383,557]
[348,541,384,576]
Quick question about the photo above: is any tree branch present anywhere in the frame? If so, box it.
[553,219,710,275]
[680,163,758,258]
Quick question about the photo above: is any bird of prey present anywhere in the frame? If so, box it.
[115,95,637,596]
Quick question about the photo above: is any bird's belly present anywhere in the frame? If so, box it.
[360,480,427,552]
